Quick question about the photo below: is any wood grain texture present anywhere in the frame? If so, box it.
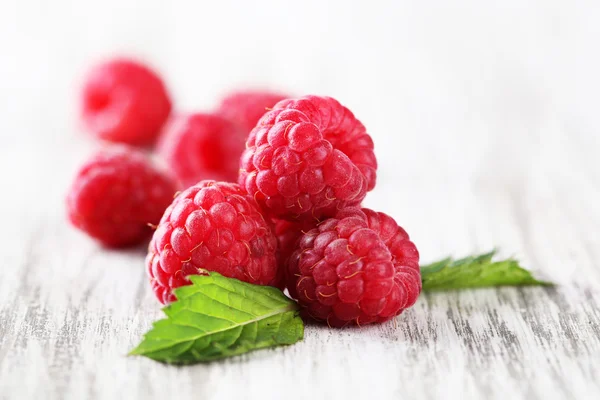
[1,1,600,399]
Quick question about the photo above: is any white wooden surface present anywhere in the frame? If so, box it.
[1,1,600,399]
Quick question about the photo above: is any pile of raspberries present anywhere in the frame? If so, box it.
[67,58,421,327]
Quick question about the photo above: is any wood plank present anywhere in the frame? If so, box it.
[1,141,599,400]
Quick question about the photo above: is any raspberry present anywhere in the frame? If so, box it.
[285,207,421,327]
[158,113,245,187]
[238,95,377,222]
[146,180,280,304]
[273,218,317,267]
[81,58,172,146]
[66,146,178,247]
[217,90,289,134]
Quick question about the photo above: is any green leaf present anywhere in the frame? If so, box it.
[130,272,304,364]
[421,250,553,291]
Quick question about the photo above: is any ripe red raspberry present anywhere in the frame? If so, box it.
[66,146,178,247]
[81,58,172,146]
[285,207,421,327]
[217,90,289,134]
[273,218,317,267]
[146,181,280,304]
[158,113,245,187]
[238,95,377,222]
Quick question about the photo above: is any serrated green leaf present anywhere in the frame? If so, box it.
[421,250,553,291]
[130,272,304,364]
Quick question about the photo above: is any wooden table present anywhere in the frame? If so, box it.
[1,2,600,399]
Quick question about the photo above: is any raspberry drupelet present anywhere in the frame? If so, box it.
[285,207,421,327]
[217,90,289,134]
[80,58,171,146]
[158,113,246,186]
[146,181,280,304]
[238,95,377,223]
[66,146,178,247]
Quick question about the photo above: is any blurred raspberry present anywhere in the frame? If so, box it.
[80,58,171,146]
[217,90,289,134]
[146,181,280,304]
[66,146,177,247]
[158,113,245,187]
[238,95,377,222]
[273,218,317,267]
[286,207,421,327]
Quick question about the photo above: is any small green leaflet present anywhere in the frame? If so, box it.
[420,250,553,291]
[130,272,304,364]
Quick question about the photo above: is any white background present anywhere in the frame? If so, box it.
[1,1,599,399]
[1,0,599,265]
